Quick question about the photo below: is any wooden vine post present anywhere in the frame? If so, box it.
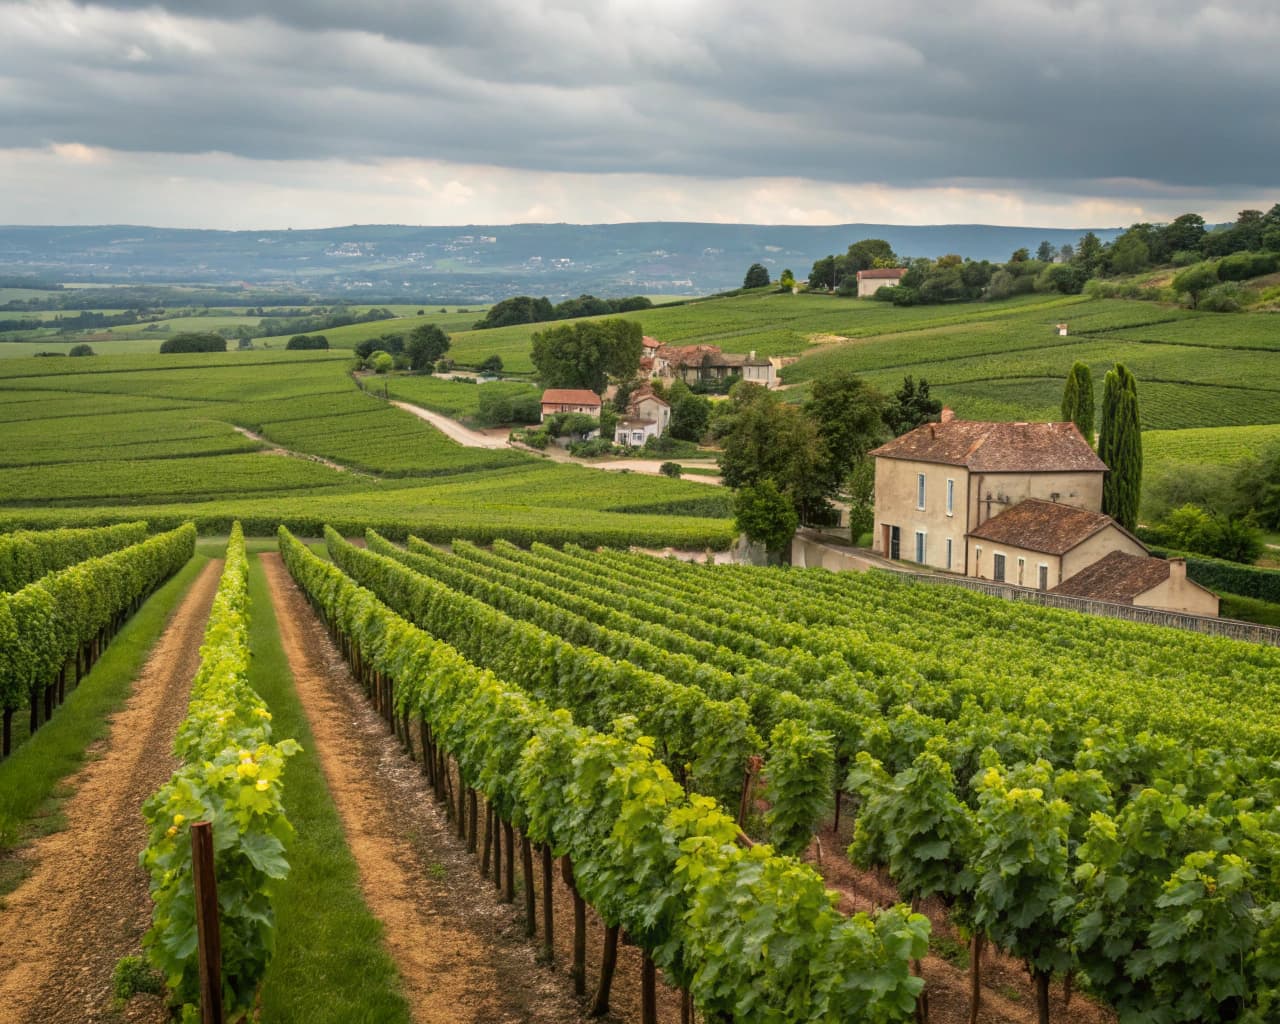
[191,821,223,1024]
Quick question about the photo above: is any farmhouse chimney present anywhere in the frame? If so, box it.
[1168,558,1187,581]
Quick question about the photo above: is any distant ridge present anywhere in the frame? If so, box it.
[0,221,1123,302]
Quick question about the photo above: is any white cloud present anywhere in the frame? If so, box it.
[0,145,1269,230]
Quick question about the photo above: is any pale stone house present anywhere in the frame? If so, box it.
[869,413,1105,574]
[614,387,670,446]
[870,412,1221,616]
[856,267,907,297]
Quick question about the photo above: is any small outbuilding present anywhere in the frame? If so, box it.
[1051,551,1219,617]
[855,268,908,297]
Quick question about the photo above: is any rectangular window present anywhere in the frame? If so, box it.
[1038,564,1049,590]
[993,553,1006,582]
[945,537,953,570]
[915,531,926,563]
[946,478,954,516]
[916,473,926,510]
[1017,557,1026,586]
[974,545,981,575]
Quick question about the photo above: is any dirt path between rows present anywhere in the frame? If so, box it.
[390,400,512,449]
[261,553,595,1024]
[0,559,222,1024]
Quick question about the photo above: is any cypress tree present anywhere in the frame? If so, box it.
[1099,364,1142,531]
[1060,362,1094,448]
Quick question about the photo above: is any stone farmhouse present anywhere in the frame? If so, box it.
[648,343,777,390]
[855,267,907,297]
[869,411,1218,616]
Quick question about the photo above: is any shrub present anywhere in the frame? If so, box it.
[370,352,394,374]
[67,343,95,356]
[1198,282,1246,313]
[1217,251,1278,281]
[159,332,226,354]
[285,334,329,350]
[659,461,682,478]
[477,354,503,375]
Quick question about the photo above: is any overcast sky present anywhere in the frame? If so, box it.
[1,0,1276,229]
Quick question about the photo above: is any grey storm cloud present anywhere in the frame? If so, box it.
[2,0,1278,194]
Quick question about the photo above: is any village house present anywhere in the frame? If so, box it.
[539,388,602,420]
[869,412,1106,573]
[855,267,907,297]
[868,411,1219,616]
[614,385,670,447]
[650,343,777,389]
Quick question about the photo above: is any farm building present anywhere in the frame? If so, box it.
[1051,551,1219,617]
[855,267,907,297]
[650,344,777,389]
[868,410,1218,615]
[539,388,602,420]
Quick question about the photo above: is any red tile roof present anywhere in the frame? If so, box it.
[856,268,907,280]
[1050,551,1174,603]
[967,499,1137,555]
[870,419,1107,473]
[540,388,602,406]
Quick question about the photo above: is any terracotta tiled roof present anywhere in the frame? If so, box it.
[628,386,669,409]
[540,388,601,406]
[967,499,1135,556]
[656,343,722,367]
[1050,551,1174,603]
[856,268,907,280]
[641,335,662,349]
[870,419,1107,473]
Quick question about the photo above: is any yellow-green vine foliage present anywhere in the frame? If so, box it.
[140,524,300,1022]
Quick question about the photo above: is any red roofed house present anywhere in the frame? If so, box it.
[868,411,1219,616]
[540,388,602,420]
[856,267,908,297]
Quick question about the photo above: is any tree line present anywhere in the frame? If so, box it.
[472,294,652,330]
[762,203,1280,309]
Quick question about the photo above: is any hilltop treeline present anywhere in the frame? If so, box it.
[249,305,397,339]
[473,293,652,330]
[808,204,1280,309]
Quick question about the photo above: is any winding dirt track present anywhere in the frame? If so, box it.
[0,559,222,1024]
[261,552,591,1024]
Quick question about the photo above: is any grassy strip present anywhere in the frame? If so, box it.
[247,554,412,1024]
[0,553,210,886]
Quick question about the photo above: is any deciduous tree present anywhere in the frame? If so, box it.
[743,263,771,289]
[406,323,450,371]
[531,319,643,394]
